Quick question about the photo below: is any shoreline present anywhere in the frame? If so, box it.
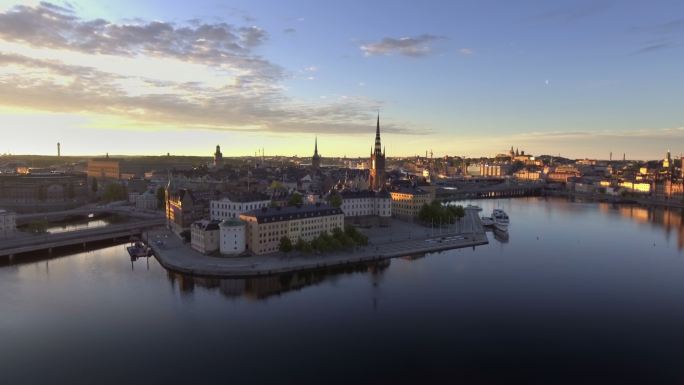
[545,190,684,209]
[145,210,489,278]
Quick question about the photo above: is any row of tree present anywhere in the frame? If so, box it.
[418,201,466,224]
[279,225,369,254]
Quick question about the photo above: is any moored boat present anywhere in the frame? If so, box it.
[492,209,510,231]
[481,216,494,226]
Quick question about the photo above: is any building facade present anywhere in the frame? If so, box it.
[390,187,433,220]
[135,190,158,210]
[0,209,16,239]
[480,163,511,177]
[87,157,122,180]
[219,219,247,256]
[166,176,211,235]
[339,190,391,218]
[191,220,221,254]
[0,173,89,213]
[369,114,386,191]
[210,193,271,221]
[240,204,344,255]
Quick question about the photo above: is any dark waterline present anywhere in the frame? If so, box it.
[2,197,684,385]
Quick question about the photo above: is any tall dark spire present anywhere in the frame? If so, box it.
[314,136,318,156]
[374,112,382,153]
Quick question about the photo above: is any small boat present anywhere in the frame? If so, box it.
[127,242,152,258]
[493,222,508,232]
[467,204,483,212]
[480,216,495,226]
[493,227,509,243]
[492,209,510,231]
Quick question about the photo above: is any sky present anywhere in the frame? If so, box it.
[0,0,682,159]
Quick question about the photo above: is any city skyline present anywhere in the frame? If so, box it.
[0,0,683,158]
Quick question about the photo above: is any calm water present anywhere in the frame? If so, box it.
[3,197,684,385]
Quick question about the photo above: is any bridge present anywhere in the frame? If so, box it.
[0,218,166,258]
[15,205,161,225]
[437,182,543,201]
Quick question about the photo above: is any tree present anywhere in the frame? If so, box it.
[156,186,166,209]
[102,183,127,203]
[91,177,98,194]
[328,194,343,208]
[279,236,293,252]
[287,192,303,206]
[295,238,312,253]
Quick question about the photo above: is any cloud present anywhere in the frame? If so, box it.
[0,2,427,137]
[531,1,612,22]
[283,27,296,34]
[458,48,473,56]
[0,2,278,78]
[630,18,683,55]
[632,41,675,55]
[360,34,445,57]
[304,66,318,72]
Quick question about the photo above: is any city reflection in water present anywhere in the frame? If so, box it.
[165,259,391,300]
[603,203,684,250]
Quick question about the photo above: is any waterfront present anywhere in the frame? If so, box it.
[3,197,684,384]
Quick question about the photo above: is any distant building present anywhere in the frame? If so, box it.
[240,204,344,255]
[480,163,510,177]
[311,137,321,170]
[514,169,542,181]
[219,218,247,256]
[369,114,386,191]
[390,187,433,220]
[214,145,223,168]
[87,156,123,180]
[0,173,88,213]
[191,220,221,254]
[210,193,271,221]
[135,190,158,210]
[619,181,651,194]
[0,209,16,239]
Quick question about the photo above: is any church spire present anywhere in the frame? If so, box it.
[374,112,382,153]
[314,136,318,156]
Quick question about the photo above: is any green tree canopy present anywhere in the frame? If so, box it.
[287,192,303,206]
[279,236,293,252]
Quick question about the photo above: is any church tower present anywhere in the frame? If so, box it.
[213,145,223,168]
[312,136,321,170]
[369,113,386,191]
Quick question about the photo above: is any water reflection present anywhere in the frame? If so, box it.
[165,259,391,300]
[600,203,684,250]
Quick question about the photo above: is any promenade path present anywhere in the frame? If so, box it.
[148,208,488,278]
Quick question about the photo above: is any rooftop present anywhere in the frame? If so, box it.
[241,204,342,224]
[390,187,430,195]
[220,218,246,227]
[191,219,221,231]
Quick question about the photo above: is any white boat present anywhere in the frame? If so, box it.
[493,222,508,232]
[480,216,494,226]
[467,204,483,212]
[492,209,510,231]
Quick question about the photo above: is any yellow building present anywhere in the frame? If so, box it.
[619,181,651,193]
[240,204,344,255]
[390,187,433,219]
[87,157,121,180]
[514,169,542,181]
